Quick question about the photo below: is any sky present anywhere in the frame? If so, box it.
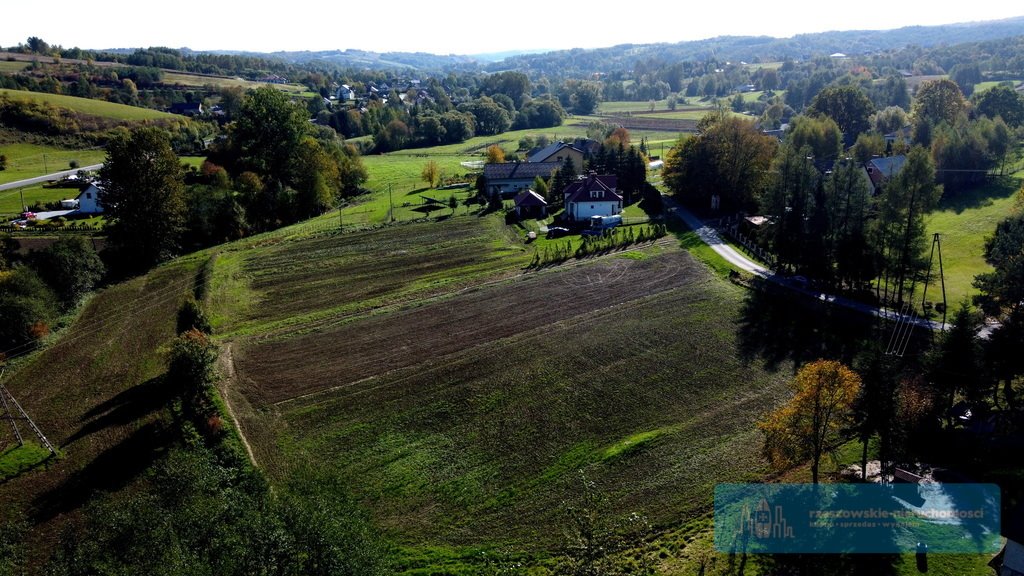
[3,2,1022,57]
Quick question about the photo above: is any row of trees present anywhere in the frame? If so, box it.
[665,73,1023,302]
[0,236,104,353]
[101,87,368,273]
[762,202,1024,483]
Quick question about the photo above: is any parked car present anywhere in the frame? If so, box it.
[546,226,570,239]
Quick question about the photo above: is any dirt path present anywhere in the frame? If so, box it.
[216,342,259,468]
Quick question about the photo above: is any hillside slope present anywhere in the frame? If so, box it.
[213,215,793,571]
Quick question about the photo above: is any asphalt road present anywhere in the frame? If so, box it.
[661,195,946,332]
[0,164,103,192]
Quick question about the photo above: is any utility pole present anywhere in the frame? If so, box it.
[19,187,26,213]
[388,183,394,222]
[0,370,56,455]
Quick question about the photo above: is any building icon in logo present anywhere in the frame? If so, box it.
[737,497,794,540]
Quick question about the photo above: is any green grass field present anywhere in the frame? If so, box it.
[0,88,175,121]
[740,90,785,103]
[0,142,106,185]
[0,183,74,216]
[0,61,30,73]
[206,211,794,572]
[161,71,318,97]
[925,176,1021,307]
[597,99,708,114]
[973,80,1022,94]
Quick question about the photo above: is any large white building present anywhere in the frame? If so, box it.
[563,174,622,222]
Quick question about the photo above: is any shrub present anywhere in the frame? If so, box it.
[176,297,211,335]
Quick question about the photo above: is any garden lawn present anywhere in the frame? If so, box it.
[0,142,106,185]
[925,177,1021,307]
[0,183,79,217]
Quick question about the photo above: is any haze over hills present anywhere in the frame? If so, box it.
[115,15,1024,74]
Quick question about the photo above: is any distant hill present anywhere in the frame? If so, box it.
[81,15,1024,75]
[260,16,1024,74]
[489,16,1024,76]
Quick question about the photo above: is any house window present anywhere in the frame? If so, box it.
[590,205,595,209]
[86,193,92,199]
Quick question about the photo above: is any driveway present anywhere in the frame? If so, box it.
[661,194,945,331]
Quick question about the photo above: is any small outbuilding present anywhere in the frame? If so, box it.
[513,189,548,219]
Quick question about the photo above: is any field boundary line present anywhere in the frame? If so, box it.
[216,342,259,468]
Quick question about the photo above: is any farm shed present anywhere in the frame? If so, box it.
[513,189,547,219]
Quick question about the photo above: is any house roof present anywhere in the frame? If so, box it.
[169,102,202,113]
[75,183,101,200]
[564,174,622,205]
[866,155,906,187]
[528,141,585,164]
[514,189,547,208]
[483,162,561,181]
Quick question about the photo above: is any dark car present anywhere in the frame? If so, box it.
[546,226,570,239]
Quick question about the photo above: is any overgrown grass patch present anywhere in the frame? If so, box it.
[0,442,53,480]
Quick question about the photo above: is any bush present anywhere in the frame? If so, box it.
[176,297,211,335]
[168,329,217,402]
[30,236,105,309]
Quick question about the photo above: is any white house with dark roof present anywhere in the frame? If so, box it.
[76,183,104,214]
[563,174,621,222]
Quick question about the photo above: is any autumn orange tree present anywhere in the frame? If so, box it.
[485,144,506,164]
[759,359,862,483]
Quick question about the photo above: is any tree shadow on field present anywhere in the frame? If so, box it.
[752,553,901,575]
[938,176,1018,215]
[736,280,878,372]
[64,376,175,446]
[32,421,171,522]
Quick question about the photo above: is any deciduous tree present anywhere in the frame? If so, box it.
[807,84,875,137]
[99,127,186,271]
[421,160,440,188]
[485,145,505,164]
[913,79,966,127]
[759,359,862,483]
[663,111,777,211]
